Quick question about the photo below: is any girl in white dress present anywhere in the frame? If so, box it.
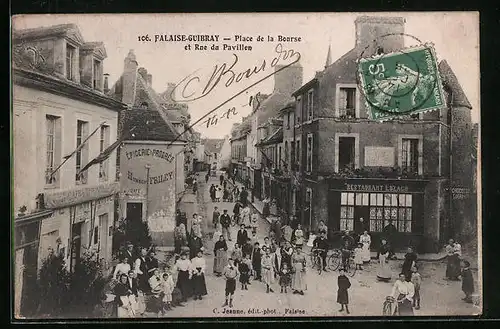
[359,231,372,263]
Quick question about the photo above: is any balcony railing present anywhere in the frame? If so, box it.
[338,108,356,119]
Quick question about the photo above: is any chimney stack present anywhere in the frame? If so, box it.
[103,73,110,93]
[273,63,303,95]
[122,49,138,105]
[355,16,405,57]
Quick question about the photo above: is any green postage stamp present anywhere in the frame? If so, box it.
[358,44,446,121]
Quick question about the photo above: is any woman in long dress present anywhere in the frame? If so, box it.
[213,235,228,276]
[445,239,461,280]
[377,239,391,282]
[114,273,136,318]
[191,250,208,300]
[391,272,415,315]
[291,247,307,295]
[261,247,275,293]
[174,252,193,302]
[359,231,372,264]
[294,224,304,248]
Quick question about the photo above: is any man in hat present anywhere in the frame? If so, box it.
[220,209,232,241]
[146,250,159,278]
[123,243,136,268]
[134,247,150,293]
[223,258,239,308]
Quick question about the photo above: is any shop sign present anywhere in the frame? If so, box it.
[44,182,119,209]
[452,187,470,200]
[345,183,409,193]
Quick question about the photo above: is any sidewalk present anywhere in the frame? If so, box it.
[226,178,451,262]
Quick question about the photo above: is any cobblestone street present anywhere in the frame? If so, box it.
[158,174,481,318]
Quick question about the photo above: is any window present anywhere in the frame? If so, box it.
[286,113,291,129]
[338,87,357,118]
[401,138,419,174]
[368,193,412,233]
[45,115,61,185]
[278,146,282,170]
[340,192,355,231]
[66,44,76,80]
[306,90,314,121]
[306,134,313,173]
[296,96,302,124]
[305,188,313,228]
[338,137,355,170]
[99,125,110,181]
[284,141,289,169]
[76,120,89,184]
[290,141,295,170]
[93,226,99,245]
[296,140,300,171]
[93,59,102,90]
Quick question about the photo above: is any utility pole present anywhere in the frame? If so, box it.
[145,163,151,221]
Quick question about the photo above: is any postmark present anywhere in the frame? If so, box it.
[357,40,446,121]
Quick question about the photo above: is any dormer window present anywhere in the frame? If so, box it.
[66,44,76,80]
[93,59,102,90]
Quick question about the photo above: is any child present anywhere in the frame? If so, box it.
[411,266,422,310]
[337,268,351,314]
[231,244,243,268]
[239,254,252,290]
[354,243,364,270]
[461,260,474,303]
[279,263,291,293]
[251,211,259,235]
[223,258,239,308]
[161,270,175,311]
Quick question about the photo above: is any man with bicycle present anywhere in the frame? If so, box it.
[340,230,355,270]
[313,231,329,272]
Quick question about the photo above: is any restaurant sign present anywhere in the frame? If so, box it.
[329,179,426,193]
[44,182,119,209]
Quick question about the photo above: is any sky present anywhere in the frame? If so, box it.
[12,12,480,139]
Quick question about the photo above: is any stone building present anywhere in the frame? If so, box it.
[290,16,475,252]
[108,50,187,246]
[12,24,127,316]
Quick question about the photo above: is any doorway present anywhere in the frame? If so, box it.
[126,202,143,222]
[354,206,370,235]
[99,213,109,261]
[70,222,82,273]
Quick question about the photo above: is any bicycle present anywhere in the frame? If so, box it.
[310,248,326,275]
[327,249,356,277]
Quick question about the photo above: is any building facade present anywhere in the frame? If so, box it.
[289,16,475,252]
[202,138,224,172]
[108,50,187,246]
[12,24,126,317]
[218,135,232,170]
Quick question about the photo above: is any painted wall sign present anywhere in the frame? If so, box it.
[452,187,470,200]
[364,146,395,167]
[44,182,119,209]
[125,148,175,162]
[127,171,174,185]
[346,183,409,193]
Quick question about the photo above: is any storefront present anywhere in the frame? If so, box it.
[42,182,119,272]
[14,210,52,318]
[328,178,428,251]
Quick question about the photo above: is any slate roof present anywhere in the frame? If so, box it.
[438,60,473,109]
[122,108,179,142]
[256,92,294,126]
[108,68,185,142]
[202,138,224,153]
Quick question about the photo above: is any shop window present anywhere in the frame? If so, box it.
[340,192,355,231]
[339,137,355,170]
[368,193,413,232]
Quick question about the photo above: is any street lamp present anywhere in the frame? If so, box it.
[145,163,151,221]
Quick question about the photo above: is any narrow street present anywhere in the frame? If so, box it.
[161,174,480,317]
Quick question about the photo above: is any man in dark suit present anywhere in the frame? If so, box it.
[123,243,136,268]
[237,224,249,248]
[127,270,139,297]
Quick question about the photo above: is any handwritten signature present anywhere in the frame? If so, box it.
[170,43,300,103]
[166,44,301,146]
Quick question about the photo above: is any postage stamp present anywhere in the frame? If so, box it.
[357,44,446,121]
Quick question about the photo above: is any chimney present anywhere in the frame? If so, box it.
[103,73,110,93]
[164,83,177,103]
[146,74,152,86]
[122,49,138,105]
[355,16,405,57]
[273,63,303,95]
